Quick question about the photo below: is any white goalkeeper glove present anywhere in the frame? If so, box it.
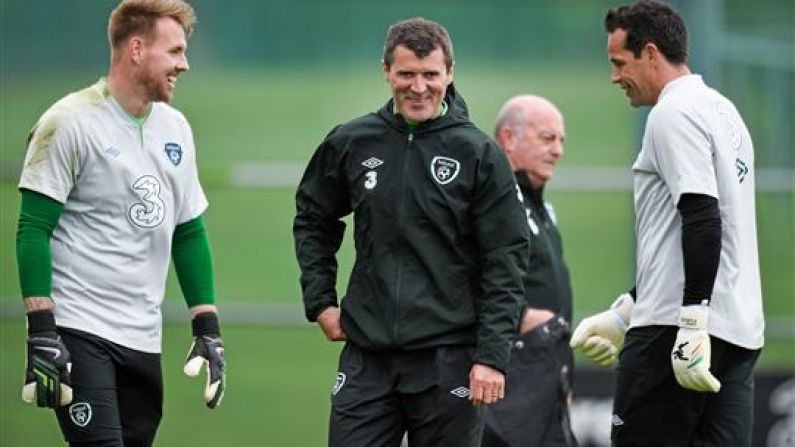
[570,293,634,366]
[671,301,721,393]
[22,310,73,408]
[184,312,226,408]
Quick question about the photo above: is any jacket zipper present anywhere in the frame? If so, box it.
[393,131,414,344]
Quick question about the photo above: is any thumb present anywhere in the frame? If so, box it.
[205,376,221,402]
[570,318,592,348]
[701,371,722,393]
[60,384,74,406]
[22,382,36,404]
[184,356,205,377]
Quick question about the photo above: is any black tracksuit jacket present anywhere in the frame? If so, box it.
[293,85,529,371]
[515,173,573,323]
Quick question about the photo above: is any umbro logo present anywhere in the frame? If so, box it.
[450,386,470,398]
[104,146,120,158]
[362,157,384,169]
[736,158,748,183]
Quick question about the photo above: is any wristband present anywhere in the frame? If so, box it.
[26,309,57,337]
[192,312,220,337]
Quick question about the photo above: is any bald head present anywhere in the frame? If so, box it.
[495,95,562,139]
[494,95,565,189]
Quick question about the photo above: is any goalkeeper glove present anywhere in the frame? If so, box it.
[184,312,226,408]
[671,301,721,393]
[22,310,73,408]
[570,293,634,366]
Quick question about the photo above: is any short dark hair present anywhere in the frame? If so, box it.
[604,1,687,64]
[382,17,454,69]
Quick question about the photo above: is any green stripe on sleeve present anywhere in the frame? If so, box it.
[172,216,217,307]
[16,189,64,297]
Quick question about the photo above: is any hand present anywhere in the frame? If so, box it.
[570,293,634,366]
[21,310,73,408]
[468,363,505,406]
[671,302,721,393]
[184,312,226,408]
[317,306,347,341]
[519,308,555,334]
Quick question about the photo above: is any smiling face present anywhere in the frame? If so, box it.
[607,28,657,107]
[138,17,189,103]
[383,45,453,123]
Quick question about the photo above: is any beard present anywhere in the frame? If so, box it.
[140,71,173,104]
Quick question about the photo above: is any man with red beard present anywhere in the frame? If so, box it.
[17,1,225,445]
[294,17,529,447]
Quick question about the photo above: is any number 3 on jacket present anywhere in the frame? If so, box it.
[364,171,377,190]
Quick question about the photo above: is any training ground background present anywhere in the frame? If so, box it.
[1,1,792,445]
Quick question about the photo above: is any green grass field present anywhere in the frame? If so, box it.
[0,64,636,168]
[1,323,793,446]
[0,321,342,446]
[1,67,792,446]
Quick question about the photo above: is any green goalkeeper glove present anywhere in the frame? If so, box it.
[184,312,226,408]
[671,301,721,393]
[21,310,73,408]
[570,293,634,366]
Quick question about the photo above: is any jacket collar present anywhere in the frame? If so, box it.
[515,171,545,206]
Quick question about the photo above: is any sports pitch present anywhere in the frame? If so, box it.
[0,66,792,445]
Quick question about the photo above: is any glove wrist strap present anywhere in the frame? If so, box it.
[610,293,635,327]
[678,301,709,330]
[26,309,57,338]
[192,312,220,337]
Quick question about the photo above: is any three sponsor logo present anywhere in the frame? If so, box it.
[128,175,166,228]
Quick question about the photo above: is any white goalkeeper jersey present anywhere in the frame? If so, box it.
[19,78,208,353]
[630,74,764,350]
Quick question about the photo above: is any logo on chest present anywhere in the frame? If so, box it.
[430,156,460,185]
[164,142,183,166]
[362,157,383,169]
[129,175,166,228]
[361,157,384,190]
